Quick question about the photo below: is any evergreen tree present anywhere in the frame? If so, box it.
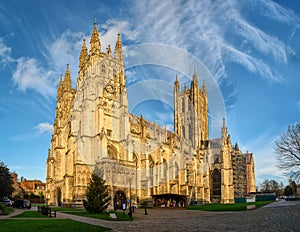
[83,172,111,213]
[0,161,14,198]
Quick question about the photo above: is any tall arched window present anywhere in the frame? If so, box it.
[77,174,81,185]
[163,159,167,179]
[107,145,117,159]
[149,158,154,187]
[174,162,179,179]
[212,169,221,196]
[101,64,106,73]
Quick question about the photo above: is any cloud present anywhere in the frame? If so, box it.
[49,30,85,81]
[0,39,13,68]
[256,0,300,27]
[34,122,53,135]
[128,0,299,82]
[241,131,289,186]
[12,57,56,99]
[99,19,139,49]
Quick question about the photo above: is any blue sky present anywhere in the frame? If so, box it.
[0,0,299,188]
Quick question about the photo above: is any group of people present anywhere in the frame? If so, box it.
[154,198,186,208]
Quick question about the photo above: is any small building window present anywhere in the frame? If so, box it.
[101,64,106,73]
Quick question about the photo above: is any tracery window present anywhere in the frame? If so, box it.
[101,64,106,73]
[212,169,221,196]
[163,159,167,179]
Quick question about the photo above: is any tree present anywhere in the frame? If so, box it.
[83,172,111,213]
[0,161,14,198]
[260,179,284,196]
[283,185,293,196]
[275,123,300,181]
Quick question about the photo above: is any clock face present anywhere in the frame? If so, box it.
[105,83,115,94]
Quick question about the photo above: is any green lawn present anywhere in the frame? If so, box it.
[0,207,13,215]
[12,210,49,218]
[43,206,132,221]
[188,201,274,211]
[51,207,85,212]
[64,210,133,221]
[0,219,110,232]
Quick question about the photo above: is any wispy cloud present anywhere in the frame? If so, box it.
[256,0,300,27]
[12,57,56,99]
[49,30,85,81]
[0,39,57,99]
[0,39,13,68]
[240,131,289,186]
[128,0,299,82]
[100,19,139,49]
[34,122,53,135]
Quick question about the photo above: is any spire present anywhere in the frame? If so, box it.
[114,33,124,64]
[234,142,239,150]
[202,79,207,95]
[115,33,122,50]
[79,39,89,69]
[193,67,198,84]
[222,118,229,145]
[90,22,101,56]
[63,64,72,89]
[106,44,112,56]
[57,74,63,98]
[174,74,180,92]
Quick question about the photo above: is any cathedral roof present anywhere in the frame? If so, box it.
[209,138,222,148]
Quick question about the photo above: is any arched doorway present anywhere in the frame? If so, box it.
[211,169,221,202]
[114,190,126,210]
[57,188,62,207]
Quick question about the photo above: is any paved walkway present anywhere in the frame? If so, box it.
[1,200,300,231]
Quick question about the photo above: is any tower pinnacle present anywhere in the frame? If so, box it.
[79,39,89,69]
[63,64,72,89]
[115,33,122,50]
[90,22,101,56]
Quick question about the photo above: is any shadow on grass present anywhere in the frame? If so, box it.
[63,210,133,221]
[188,201,275,211]
[12,211,48,218]
[0,219,110,232]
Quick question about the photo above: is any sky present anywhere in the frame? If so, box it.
[0,0,299,189]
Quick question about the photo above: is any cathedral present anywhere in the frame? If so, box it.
[45,23,256,208]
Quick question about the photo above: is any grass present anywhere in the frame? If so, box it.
[51,207,85,212]
[12,210,49,218]
[188,201,275,211]
[64,210,133,221]
[0,219,110,232]
[46,206,132,221]
[0,207,14,215]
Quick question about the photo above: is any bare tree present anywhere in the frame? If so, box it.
[275,124,300,181]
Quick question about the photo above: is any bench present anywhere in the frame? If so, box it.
[246,205,256,210]
[38,206,56,217]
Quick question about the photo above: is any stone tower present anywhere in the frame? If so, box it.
[72,22,130,165]
[174,69,208,148]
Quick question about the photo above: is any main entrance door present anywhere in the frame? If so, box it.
[114,190,126,210]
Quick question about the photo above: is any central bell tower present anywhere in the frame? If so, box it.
[174,69,208,148]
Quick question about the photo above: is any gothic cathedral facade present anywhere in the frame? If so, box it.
[46,23,256,207]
